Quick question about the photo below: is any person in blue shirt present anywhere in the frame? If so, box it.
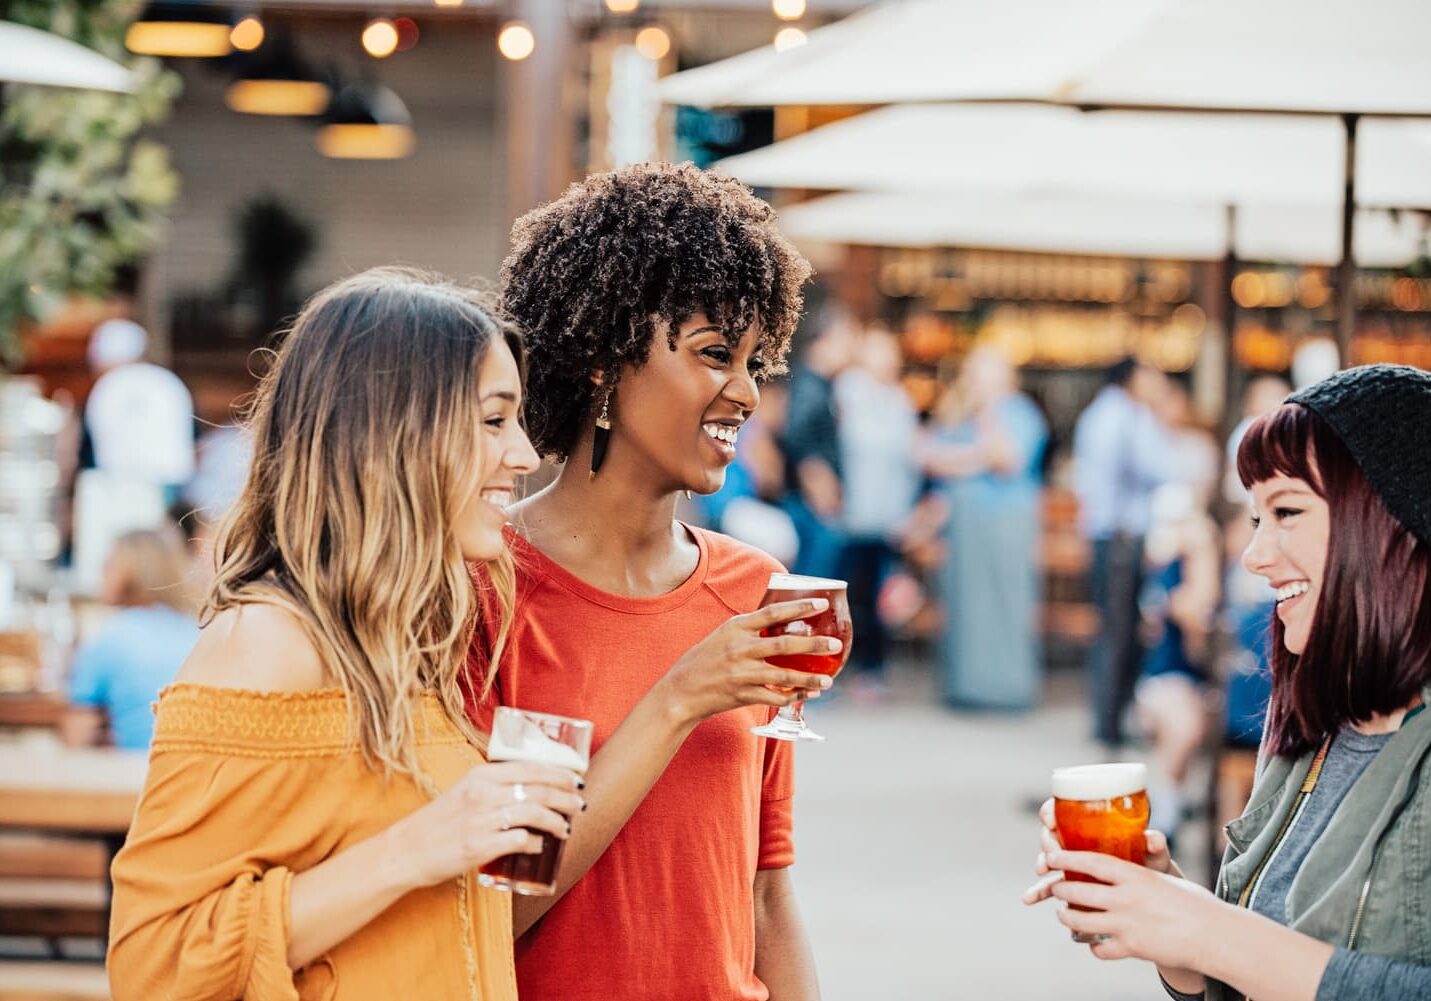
[1072,357,1174,746]
[63,527,199,750]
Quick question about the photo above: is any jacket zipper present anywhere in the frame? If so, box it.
[1347,875,1373,950]
[1235,739,1332,910]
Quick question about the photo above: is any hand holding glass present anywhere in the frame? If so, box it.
[479,707,592,896]
[750,574,852,742]
[1051,762,1149,943]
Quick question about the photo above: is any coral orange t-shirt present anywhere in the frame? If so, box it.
[466,525,795,1001]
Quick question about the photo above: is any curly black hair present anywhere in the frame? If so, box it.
[500,161,813,461]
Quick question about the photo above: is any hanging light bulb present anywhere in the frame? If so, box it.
[773,27,807,52]
[634,26,670,61]
[497,22,536,61]
[230,16,265,52]
[362,18,400,58]
[126,4,233,58]
[772,0,806,20]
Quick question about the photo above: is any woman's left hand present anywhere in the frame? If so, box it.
[1043,848,1227,970]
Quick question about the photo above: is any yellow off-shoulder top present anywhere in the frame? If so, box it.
[107,684,517,1001]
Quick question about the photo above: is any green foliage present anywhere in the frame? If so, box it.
[0,0,181,363]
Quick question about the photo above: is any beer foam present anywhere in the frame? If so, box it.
[1051,762,1147,801]
[767,573,847,591]
[488,716,589,775]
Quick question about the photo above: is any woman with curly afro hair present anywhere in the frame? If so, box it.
[465,162,829,1001]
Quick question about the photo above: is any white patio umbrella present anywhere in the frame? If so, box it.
[774,190,1425,268]
[659,0,1431,357]
[659,0,1431,114]
[0,20,135,93]
[716,105,1431,212]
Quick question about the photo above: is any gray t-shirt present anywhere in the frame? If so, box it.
[1164,726,1431,1000]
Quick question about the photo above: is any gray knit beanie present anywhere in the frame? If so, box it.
[1287,364,1431,547]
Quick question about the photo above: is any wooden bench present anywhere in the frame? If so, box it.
[0,836,110,948]
[0,879,108,940]
[0,960,109,1001]
[0,743,146,958]
[0,694,66,731]
[0,836,107,882]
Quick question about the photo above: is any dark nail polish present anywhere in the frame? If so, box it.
[581,800,588,812]
[566,822,573,836]
[577,779,586,791]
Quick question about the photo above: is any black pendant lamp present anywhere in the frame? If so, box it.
[316,83,415,160]
[225,30,331,117]
[127,2,234,58]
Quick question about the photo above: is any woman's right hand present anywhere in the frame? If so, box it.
[391,761,585,890]
[654,597,840,726]
[1022,797,1179,906]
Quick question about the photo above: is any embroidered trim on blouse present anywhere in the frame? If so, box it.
[151,685,468,755]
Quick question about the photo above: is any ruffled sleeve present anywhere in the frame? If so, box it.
[108,687,356,1001]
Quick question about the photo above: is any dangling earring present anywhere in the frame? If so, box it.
[590,388,612,478]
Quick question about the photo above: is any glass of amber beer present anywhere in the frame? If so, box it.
[1051,762,1149,943]
[478,707,592,896]
[750,574,852,743]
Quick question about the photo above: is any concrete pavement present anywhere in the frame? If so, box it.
[788,660,1172,1001]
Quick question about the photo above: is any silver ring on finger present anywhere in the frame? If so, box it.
[499,807,513,831]
[511,782,528,804]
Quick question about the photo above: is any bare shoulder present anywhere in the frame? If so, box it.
[175,602,330,692]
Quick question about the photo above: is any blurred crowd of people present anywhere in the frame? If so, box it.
[695,309,1348,851]
[42,318,249,751]
[694,310,1050,711]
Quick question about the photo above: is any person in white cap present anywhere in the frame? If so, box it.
[83,318,195,494]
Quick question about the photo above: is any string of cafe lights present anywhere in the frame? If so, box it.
[121,0,818,156]
[594,0,806,54]
[127,0,812,65]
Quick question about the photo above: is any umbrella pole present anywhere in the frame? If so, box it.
[1335,113,1360,365]
[1220,203,1242,441]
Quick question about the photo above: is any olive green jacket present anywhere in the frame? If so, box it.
[1207,685,1431,1001]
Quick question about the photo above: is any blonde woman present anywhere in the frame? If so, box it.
[107,268,584,1001]
[63,526,199,750]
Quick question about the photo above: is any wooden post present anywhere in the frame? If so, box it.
[500,2,577,233]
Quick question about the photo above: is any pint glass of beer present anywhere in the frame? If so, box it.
[1051,762,1149,944]
[478,707,592,896]
[750,573,852,743]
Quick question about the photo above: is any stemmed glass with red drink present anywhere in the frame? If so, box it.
[750,574,853,742]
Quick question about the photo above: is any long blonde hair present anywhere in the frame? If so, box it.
[105,527,197,615]
[206,267,522,776]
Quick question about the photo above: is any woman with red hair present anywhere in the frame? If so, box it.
[1026,364,1431,1000]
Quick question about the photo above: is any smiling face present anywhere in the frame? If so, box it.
[453,338,539,561]
[606,312,763,496]
[1242,474,1331,655]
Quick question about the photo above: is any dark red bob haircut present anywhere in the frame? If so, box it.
[1238,403,1431,757]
